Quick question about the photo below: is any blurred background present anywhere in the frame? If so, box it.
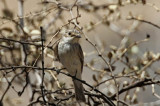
[0,0,160,106]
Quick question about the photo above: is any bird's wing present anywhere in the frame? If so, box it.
[77,44,84,72]
[52,39,60,61]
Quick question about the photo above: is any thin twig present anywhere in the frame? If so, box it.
[110,78,160,99]
[40,26,46,104]
[127,16,160,29]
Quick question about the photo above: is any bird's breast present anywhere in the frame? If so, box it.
[58,42,81,75]
[58,42,78,55]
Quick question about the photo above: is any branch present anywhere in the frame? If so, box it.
[0,37,53,49]
[59,71,115,106]
[127,16,160,29]
[110,78,160,99]
[40,26,46,104]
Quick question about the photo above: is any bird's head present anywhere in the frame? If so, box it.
[62,29,81,43]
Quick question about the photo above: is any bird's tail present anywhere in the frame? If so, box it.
[73,80,86,102]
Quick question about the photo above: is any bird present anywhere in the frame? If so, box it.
[54,29,86,102]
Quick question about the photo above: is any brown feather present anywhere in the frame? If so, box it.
[77,44,84,72]
[52,39,60,61]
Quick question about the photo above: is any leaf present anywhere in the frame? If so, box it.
[2,9,13,18]
[142,0,146,4]
[107,52,113,60]
[92,74,98,82]
[1,27,13,32]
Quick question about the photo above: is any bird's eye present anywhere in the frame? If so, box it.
[68,32,71,35]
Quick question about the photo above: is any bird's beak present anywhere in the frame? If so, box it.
[75,35,81,38]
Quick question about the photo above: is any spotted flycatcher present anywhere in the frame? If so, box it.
[54,29,85,102]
